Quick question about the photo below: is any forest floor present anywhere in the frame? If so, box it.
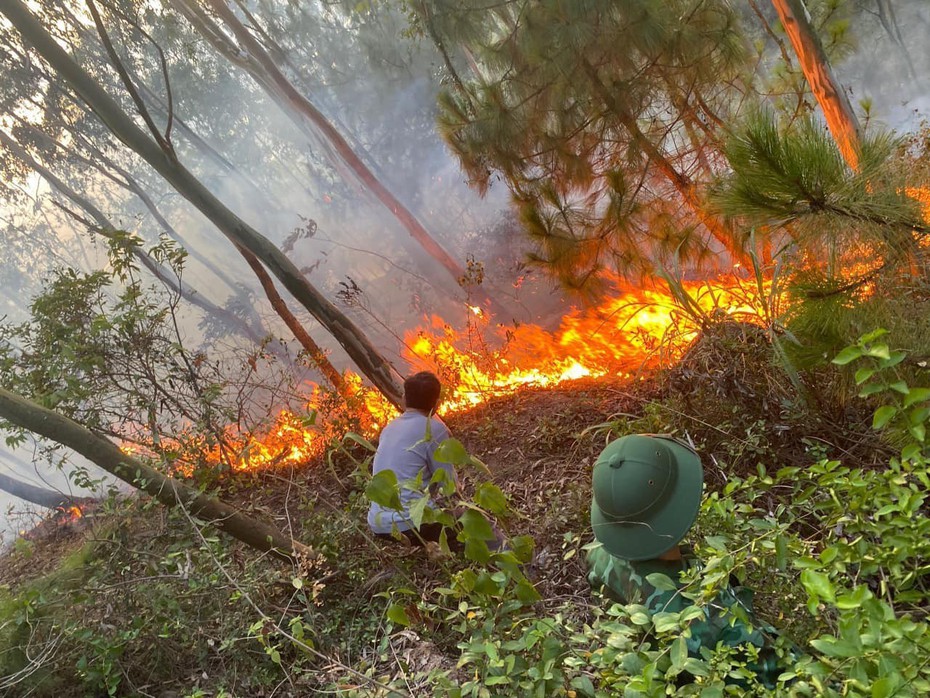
[0,323,897,696]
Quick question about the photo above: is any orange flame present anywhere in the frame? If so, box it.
[404,274,770,412]
[147,270,776,474]
[111,184,930,475]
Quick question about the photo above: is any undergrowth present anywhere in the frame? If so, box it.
[1,330,929,696]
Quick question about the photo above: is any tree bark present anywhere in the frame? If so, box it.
[181,0,500,310]
[581,60,746,261]
[1,0,404,408]
[0,469,91,511]
[770,0,861,170]
[0,386,310,560]
[236,245,345,391]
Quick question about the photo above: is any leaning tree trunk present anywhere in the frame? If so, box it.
[178,0,506,314]
[236,244,346,391]
[770,0,861,170]
[0,469,90,511]
[0,387,310,561]
[1,0,404,408]
[0,129,272,352]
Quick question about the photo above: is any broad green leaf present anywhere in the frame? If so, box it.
[515,580,541,603]
[801,569,836,603]
[458,509,496,541]
[407,495,430,530]
[473,573,498,596]
[832,346,863,365]
[682,658,710,677]
[464,538,491,564]
[653,612,680,633]
[835,585,872,610]
[509,535,535,563]
[434,438,470,465]
[863,343,891,360]
[854,368,876,385]
[475,482,508,515]
[366,469,401,510]
[859,328,888,344]
[645,573,678,592]
[570,675,596,698]
[387,604,410,626]
[872,677,900,698]
[680,606,705,623]
[809,638,859,658]
[859,383,887,397]
[910,406,930,424]
[879,351,907,369]
[670,636,687,669]
[904,387,930,407]
[872,406,897,430]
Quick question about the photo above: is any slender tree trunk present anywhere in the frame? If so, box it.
[236,245,345,391]
[179,0,503,311]
[16,113,242,295]
[581,60,745,261]
[770,0,861,170]
[875,0,917,82]
[1,0,404,408]
[0,129,268,350]
[61,134,343,384]
[0,470,91,511]
[0,386,310,561]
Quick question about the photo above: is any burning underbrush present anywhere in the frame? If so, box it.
[185,270,777,476]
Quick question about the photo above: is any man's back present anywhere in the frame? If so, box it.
[367,410,452,534]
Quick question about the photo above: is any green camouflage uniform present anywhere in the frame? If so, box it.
[587,542,784,688]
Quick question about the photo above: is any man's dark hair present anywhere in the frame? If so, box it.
[404,371,442,412]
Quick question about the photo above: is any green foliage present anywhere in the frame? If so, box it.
[424,0,748,290]
[832,330,930,452]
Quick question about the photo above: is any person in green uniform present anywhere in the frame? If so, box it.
[586,434,788,688]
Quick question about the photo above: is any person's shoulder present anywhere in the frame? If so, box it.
[430,415,451,437]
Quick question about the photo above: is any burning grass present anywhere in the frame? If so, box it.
[186,269,778,476]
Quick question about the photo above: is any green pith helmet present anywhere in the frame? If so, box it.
[591,434,704,561]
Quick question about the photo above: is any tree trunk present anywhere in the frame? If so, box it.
[180,0,504,312]
[0,469,90,511]
[0,386,310,561]
[236,245,346,391]
[1,0,404,408]
[0,129,269,350]
[581,60,746,261]
[770,0,861,170]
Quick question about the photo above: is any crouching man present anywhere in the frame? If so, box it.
[367,371,460,549]
[586,434,792,689]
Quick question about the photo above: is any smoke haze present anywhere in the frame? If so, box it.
[1,0,928,540]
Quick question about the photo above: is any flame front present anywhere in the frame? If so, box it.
[119,187,929,474]
[405,274,770,412]
[182,272,777,472]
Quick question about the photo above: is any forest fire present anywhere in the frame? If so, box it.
[218,180,930,474]
[215,271,772,472]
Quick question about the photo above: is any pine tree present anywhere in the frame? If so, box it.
[415,0,749,294]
